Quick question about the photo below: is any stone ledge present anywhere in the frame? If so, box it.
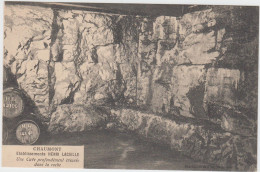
[48,104,108,134]
[47,105,256,171]
[110,108,256,171]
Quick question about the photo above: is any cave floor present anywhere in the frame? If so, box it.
[6,129,225,170]
[44,130,226,170]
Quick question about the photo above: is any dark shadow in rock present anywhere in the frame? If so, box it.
[186,82,207,119]
[3,66,19,88]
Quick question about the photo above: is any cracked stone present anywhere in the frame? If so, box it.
[17,59,50,117]
[52,62,80,105]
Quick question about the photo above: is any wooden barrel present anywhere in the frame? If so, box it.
[3,87,24,118]
[15,120,40,145]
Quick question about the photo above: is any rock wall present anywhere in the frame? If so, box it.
[5,5,257,120]
[4,4,258,171]
[4,5,140,119]
[4,5,53,120]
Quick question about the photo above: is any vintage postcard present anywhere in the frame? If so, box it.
[2,1,259,171]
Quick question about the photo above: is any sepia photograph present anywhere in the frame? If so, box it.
[1,1,259,171]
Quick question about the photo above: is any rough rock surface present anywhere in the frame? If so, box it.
[5,6,255,121]
[4,5,53,118]
[207,103,256,137]
[48,104,108,134]
[178,9,219,64]
[17,60,50,116]
[171,65,206,117]
[4,4,258,171]
[110,108,256,171]
[46,105,257,170]
[203,68,257,136]
[52,62,80,104]
[204,68,241,106]
[135,9,223,118]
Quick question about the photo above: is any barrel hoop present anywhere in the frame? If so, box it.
[15,120,40,145]
[3,88,24,118]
